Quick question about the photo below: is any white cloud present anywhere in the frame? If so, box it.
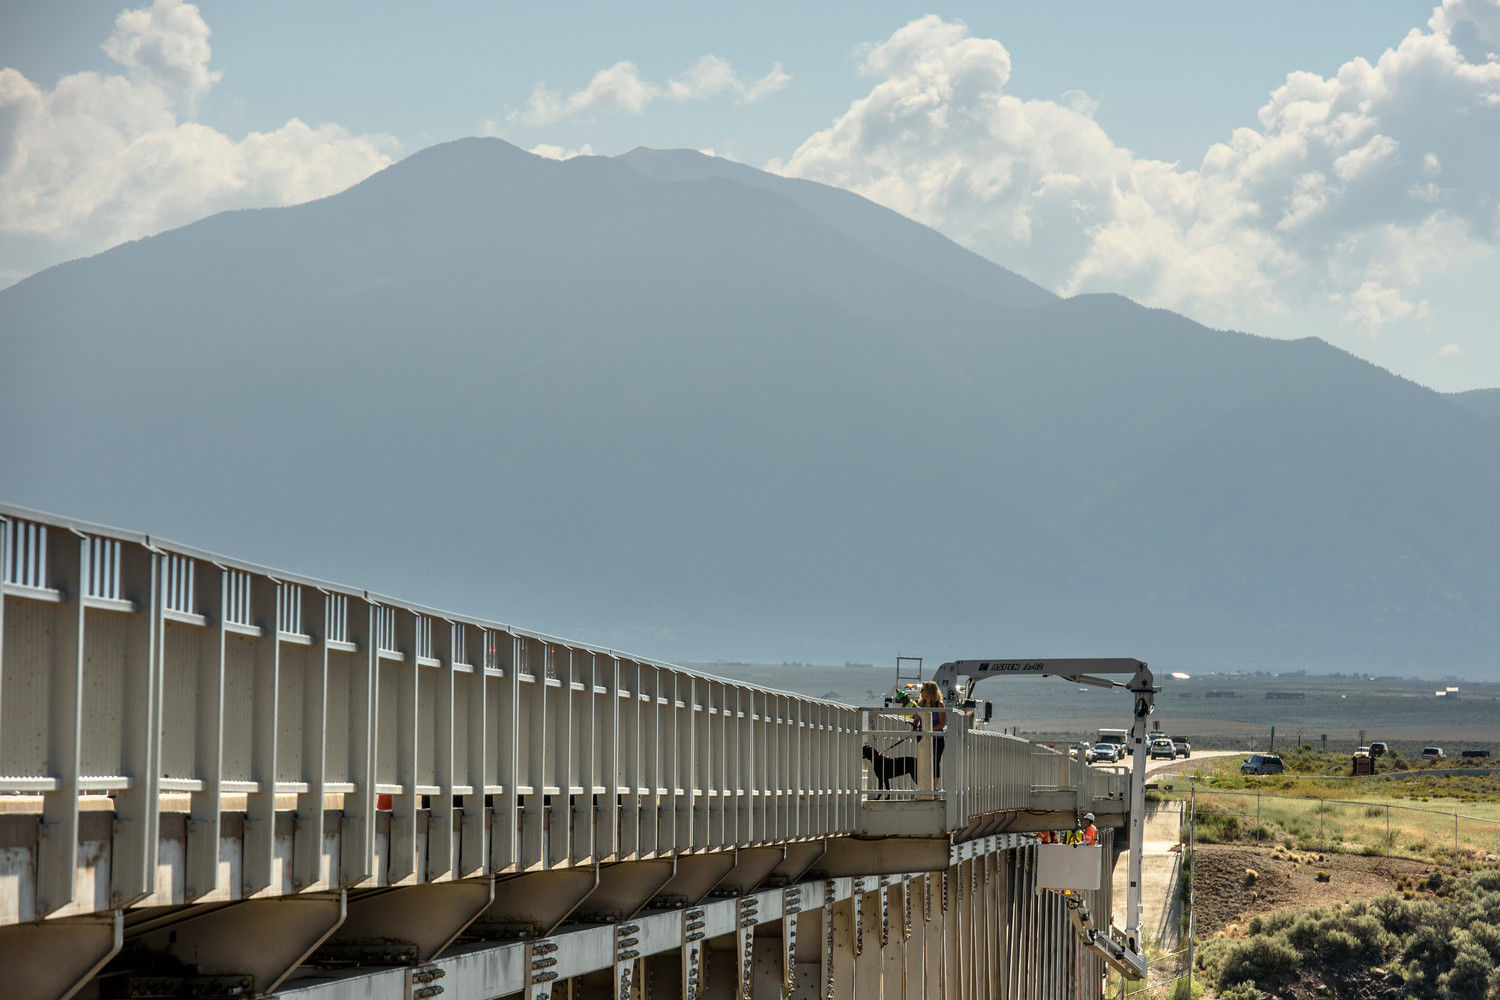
[0,0,395,289]
[527,142,596,161]
[773,10,1500,338]
[101,0,220,109]
[512,55,790,127]
[668,55,739,102]
[1438,341,1463,356]
[742,64,792,104]
[1333,280,1429,332]
[516,61,659,127]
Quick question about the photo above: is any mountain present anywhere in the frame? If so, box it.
[1450,387,1500,422]
[616,147,1057,310]
[2,137,1497,676]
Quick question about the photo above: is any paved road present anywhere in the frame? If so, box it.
[1146,749,1243,778]
[1110,751,1243,949]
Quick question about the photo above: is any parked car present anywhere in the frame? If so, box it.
[1088,743,1122,764]
[1369,742,1388,757]
[1171,736,1191,758]
[1461,749,1492,759]
[1241,754,1285,775]
[1356,746,1371,757]
[1149,738,1177,760]
[1421,747,1445,761]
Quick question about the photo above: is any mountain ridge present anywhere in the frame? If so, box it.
[2,137,1495,676]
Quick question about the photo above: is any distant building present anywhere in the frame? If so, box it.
[1265,691,1306,700]
[1205,690,1239,699]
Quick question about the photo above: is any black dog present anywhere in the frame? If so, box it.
[862,744,917,791]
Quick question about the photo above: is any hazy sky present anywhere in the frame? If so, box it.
[3,0,1498,391]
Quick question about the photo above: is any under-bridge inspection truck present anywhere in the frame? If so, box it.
[919,657,1158,981]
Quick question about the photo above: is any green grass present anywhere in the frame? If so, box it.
[1155,748,1500,803]
[1154,749,1500,864]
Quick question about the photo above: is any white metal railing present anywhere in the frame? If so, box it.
[416,614,433,659]
[2,518,46,589]
[0,502,1130,925]
[162,553,195,615]
[375,605,397,653]
[964,729,1035,815]
[857,707,958,803]
[225,568,251,626]
[277,582,304,636]
[326,592,349,644]
[84,537,121,601]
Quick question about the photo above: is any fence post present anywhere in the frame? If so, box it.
[1455,812,1459,853]
[1187,784,1195,990]
[1320,799,1324,842]
[1386,804,1391,854]
[1256,793,1260,842]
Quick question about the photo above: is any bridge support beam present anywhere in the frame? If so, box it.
[715,845,784,896]
[765,840,825,888]
[578,859,675,922]
[5,910,122,1000]
[920,873,942,999]
[117,890,344,997]
[815,835,950,877]
[854,880,881,994]
[315,877,493,965]
[879,878,904,998]
[651,851,735,908]
[473,868,598,938]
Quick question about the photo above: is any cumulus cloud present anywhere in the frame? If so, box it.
[527,142,596,161]
[101,0,220,109]
[773,9,1500,335]
[512,55,790,127]
[1438,342,1463,356]
[0,0,395,289]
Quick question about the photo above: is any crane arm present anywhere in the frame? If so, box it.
[929,655,1157,979]
[929,658,1150,706]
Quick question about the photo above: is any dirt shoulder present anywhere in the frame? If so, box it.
[1190,842,1434,939]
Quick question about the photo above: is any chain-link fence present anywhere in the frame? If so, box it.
[1187,787,1500,860]
[1111,956,1197,1000]
[1119,787,1500,1000]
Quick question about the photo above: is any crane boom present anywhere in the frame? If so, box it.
[929,656,1156,980]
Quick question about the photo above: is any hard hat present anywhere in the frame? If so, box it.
[1084,812,1095,822]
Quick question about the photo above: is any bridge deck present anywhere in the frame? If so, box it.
[0,505,1127,998]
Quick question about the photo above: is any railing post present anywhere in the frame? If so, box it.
[945,713,965,831]
[37,528,85,917]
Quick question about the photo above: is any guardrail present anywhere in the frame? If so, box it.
[0,504,1127,926]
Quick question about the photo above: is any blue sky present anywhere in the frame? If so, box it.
[3,0,1497,391]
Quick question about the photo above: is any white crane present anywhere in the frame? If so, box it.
[927,658,1157,980]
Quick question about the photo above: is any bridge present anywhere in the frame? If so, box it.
[1,504,1137,1000]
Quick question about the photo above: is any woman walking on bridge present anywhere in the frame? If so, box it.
[915,681,947,786]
